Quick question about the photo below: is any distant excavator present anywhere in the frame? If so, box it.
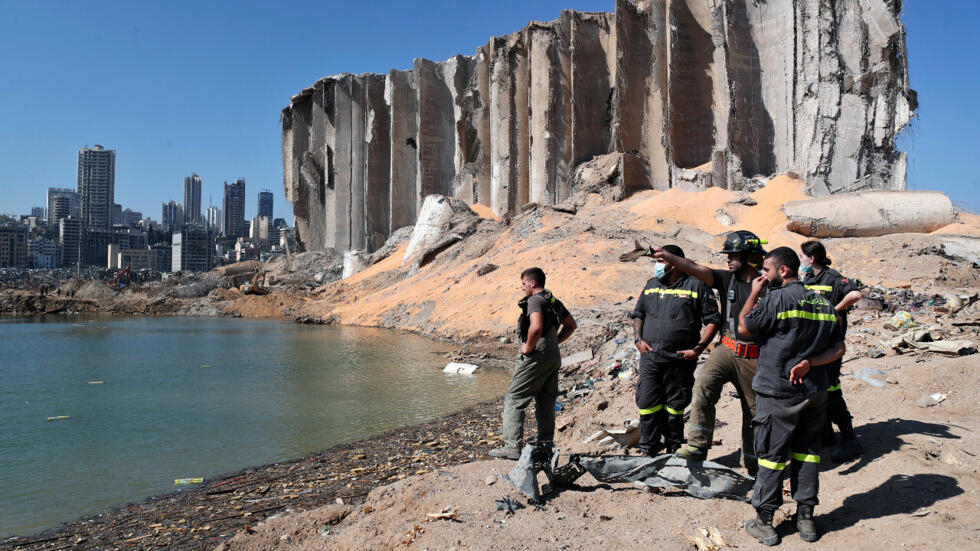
[240,270,269,295]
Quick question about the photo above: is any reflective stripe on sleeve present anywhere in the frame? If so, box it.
[638,405,664,415]
[776,310,838,322]
[828,382,842,392]
[805,285,834,292]
[758,458,786,471]
[643,288,699,299]
[792,452,821,463]
[687,424,714,434]
[665,405,684,416]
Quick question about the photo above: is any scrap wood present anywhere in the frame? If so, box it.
[425,506,460,522]
[688,526,728,550]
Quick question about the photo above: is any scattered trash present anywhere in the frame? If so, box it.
[885,311,915,330]
[174,478,203,485]
[443,362,479,375]
[335,497,344,505]
[566,388,593,400]
[689,526,728,551]
[499,336,511,344]
[46,415,70,422]
[614,338,626,344]
[554,401,564,412]
[484,475,497,486]
[494,497,525,515]
[426,506,459,521]
[854,368,887,387]
[867,348,886,359]
[583,420,641,448]
[917,393,948,408]
[617,369,634,380]
[910,508,931,517]
[607,362,623,377]
[87,380,104,385]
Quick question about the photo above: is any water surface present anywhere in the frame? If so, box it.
[0,316,510,537]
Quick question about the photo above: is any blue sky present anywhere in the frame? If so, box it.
[0,1,977,222]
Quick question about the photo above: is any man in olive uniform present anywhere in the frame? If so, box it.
[800,240,864,462]
[738,247,845,546]
[490,267,577,460]
[653,230,767,475]
[631,245,720,455]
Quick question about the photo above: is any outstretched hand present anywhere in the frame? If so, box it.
[789,358,811,385]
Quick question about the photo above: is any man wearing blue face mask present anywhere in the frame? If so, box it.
[631,245,720,455]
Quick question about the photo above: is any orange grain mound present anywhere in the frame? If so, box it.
[628,186,735,235]
[469,203,501,221]
[932,212,980,237]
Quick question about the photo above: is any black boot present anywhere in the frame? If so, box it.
[831,424,863,463]
[796,504,819,542]
[745,509,779,546]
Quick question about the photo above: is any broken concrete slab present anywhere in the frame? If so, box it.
[784,191,955,238]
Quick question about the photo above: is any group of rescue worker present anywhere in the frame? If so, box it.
[490,231,864,546]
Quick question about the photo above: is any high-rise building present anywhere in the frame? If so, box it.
[222,179,246,238]
[49,196,73,225]
[0,225,29,268]
[183,173,202,226]
[59,217,83,268]
[172,227,213,272]
[31,207,45,219]
[206,206,222,233]
[28,240,59,269]
[77,145,115,230]
[250,215,271,249]
[83,228,148,267]
[151,243,172,272]
[46,187,78,225]
[122,209,143,226]
[258,190,274,219]
[161,201,183,232]
[111,203,124,226]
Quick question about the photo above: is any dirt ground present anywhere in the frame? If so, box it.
[3,175,979,550]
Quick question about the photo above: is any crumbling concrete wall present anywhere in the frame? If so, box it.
[282,0,915,253]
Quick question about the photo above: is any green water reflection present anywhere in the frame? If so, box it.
[0,316,510,537]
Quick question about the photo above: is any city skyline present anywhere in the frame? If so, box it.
[1,1,978,217]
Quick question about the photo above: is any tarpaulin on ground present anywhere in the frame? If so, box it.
[575,454,754,501]
[502,443,754,503]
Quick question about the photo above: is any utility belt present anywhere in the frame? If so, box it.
[721,335,759,359]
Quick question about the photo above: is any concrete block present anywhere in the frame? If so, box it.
[783,191,955,238]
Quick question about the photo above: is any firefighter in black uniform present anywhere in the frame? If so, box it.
[654,230,767,476]
[631,245,720,455]
[737,247,845,546]
[799,240,864,462]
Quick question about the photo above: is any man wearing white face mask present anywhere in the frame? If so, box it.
[631,245,720,455]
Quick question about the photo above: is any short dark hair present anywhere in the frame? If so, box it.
[765,246,800,277]
[521,267,546,287]
[662,244,685,258]
[801,240,832,267]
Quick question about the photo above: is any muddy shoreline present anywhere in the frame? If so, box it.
[3,397,514,551]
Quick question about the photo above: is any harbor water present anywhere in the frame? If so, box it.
[0,316,511,537]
